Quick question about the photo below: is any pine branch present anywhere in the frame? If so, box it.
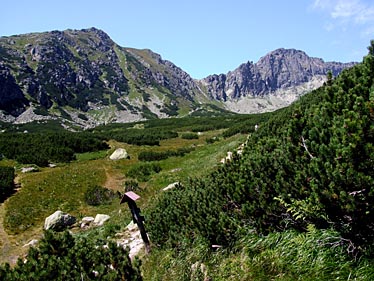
[301,136,315,159]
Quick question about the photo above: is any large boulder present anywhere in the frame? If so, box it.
[44,210,76,231]
[109,148,129,160]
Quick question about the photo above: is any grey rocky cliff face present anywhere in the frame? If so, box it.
[202,48,355,101]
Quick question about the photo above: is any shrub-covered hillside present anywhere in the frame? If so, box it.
[144,42,374,279]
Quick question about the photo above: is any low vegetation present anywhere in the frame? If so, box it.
[0,167,15,202]
[84,185,117,206]
[126,162,162,182]
[1,42,374,280]
[143,42,374,279]
[138,147,195,162]
[0,230,142,280]
[0,132,108,166]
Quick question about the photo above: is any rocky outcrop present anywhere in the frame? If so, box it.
[202,49,355,102]
[44,210,76,231]
[116,221,147,260]
[125,49,202,101]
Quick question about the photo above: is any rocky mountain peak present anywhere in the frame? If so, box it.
[202,48,355,101]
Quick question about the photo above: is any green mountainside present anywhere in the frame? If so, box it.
[0,28,353,129]
[0,28,218,128]
[142,41,374,279]
[0,30,373,279]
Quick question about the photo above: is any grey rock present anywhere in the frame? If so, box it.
[109,148,129,160]
[81,216,95,223]
[94,214,110,226]
[44,210,76,231]
[80,216,95,228]
[21,166,38,173]
[202,48,355,101]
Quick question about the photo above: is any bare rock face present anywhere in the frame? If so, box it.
[201,48,355,101]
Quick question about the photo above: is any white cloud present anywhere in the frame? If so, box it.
[312,0,334,10]
[355,8,374,24]
[312,0,374,35]
[324,22,335,31]
[331,0,362,19]
[362,26,374,37]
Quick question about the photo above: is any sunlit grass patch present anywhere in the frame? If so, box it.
[4,160,107,234]
[75,150,109,161]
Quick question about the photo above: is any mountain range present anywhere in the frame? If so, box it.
[0,27,356,128]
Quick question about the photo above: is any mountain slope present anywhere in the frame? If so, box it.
[200,48,355,112]
[144,42,374,280]
[0,28,355,127]
[0,28,212,128]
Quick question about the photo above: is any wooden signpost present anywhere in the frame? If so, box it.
[120,191,151,254]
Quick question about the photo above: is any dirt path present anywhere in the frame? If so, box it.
[103,165,124,192]
[0,175,38,265]
[0,175,21,265]
[0,203,19,265]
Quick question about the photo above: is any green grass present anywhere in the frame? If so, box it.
[2,114,373,279]
[142,226,374,281]
[0,114,259,272]
[141,131,246,204]
[0,124,247,265]
[75,150,109,161]
[4,161,106,234]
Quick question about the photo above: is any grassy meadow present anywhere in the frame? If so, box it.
[0,117,248,265]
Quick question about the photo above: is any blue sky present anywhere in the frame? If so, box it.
[1,0,373,78]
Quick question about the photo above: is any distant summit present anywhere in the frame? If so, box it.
[0,28,356,128]
[200,48,355,113]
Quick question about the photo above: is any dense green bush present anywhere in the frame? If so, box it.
[126,163,162,182]
[103,128,178,146]
[181,133,199,140]
[0,230,142,280]
[147,42,374,254]
[138,151,169,162]
[0,166,15,201]
[144,227,374,280]
[0,132,109,166]
[124,180,141,193]
[84,185,116,206]
[138,147,195,162]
